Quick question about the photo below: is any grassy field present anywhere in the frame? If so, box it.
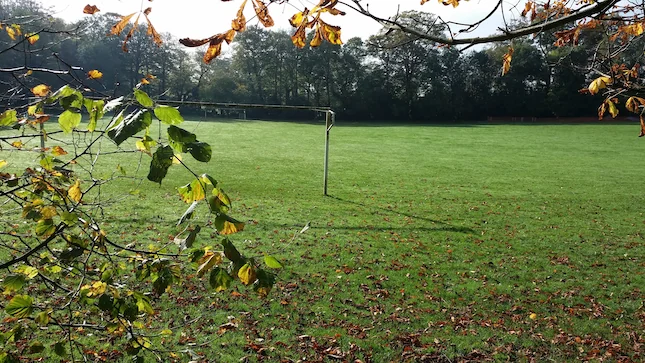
[3,120,645,361]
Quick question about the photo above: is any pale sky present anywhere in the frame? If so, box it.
[37,0,509,42]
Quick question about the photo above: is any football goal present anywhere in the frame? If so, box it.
[158,100,336,196]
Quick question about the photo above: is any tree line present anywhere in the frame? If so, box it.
[1,2,608,121]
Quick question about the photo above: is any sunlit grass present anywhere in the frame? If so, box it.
[2,120,644,361]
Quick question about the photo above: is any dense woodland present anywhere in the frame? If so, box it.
[0,1,612,121]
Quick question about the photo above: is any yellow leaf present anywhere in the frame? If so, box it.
[85,281,107,297]
[501,46,513,76]
[11,141,23,149]
[588,76,612,95]
[606,99,619,118]
[172,153,182,165]
[310,26,323,47]
[25,33,39,45]
[291,26,307,48]
[40,206,58,219]
[68,180,82,203]
[598,102,606,120]
[88,69,103,79]
[0,160,7,169]
[196,251,223,277]
[529,313,537,320]
[238,263,256,285]
[321,22,342,45]
[625,96,645,113]
[31,84,51,97]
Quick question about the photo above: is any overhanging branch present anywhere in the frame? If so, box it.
[343,0,619,46]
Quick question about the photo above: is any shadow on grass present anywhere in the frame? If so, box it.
[323,195,475,234]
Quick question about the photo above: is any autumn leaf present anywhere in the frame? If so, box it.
[319,20,342,45]
[0,160,7,169]
[588,76,612,95]
[25,33,39,45]
[31,84,51,97]
[6,24,21,40]
[625,96,645,113]
[121,14,141,52]
[232,0,248,32]
[83,5,100,14]
[501,46,513,76]
[639,115,645,137]
[521,2,534,17]
[292,26,307,48]
[68,180,82,203]
[109,12,137,35]
[11,141,23,149]
[238,263,257,285]
[52,146,68,156]
[145,13,162,46]
[197,251,224,277]
[606,98,619,118]
[440,0,460,7]
[87,70,103,79]
[598,102,606,120]
[251,0,274,28]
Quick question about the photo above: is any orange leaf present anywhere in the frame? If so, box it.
[31,84,51,97]
[109,12,137,36]
[52,146,68,156]
[145,14,162,46]
[121,14,141,52]
[251,0,274,28]
[501,46,513,76]
[83,5,100,14]
[87,69,103,79]
[231,0,248,32]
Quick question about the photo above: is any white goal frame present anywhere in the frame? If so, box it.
[159,100,336,196]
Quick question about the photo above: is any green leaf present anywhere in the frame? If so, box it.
[84,99,105,132]
[134,89,154,108]
[47,85,75,104]
[35,219,55,237]
[60,211,78,226]
[108,110,152,146]
[178,201,198,225]
[59,91,83,111]
[58,110,82,133]
[134,292,154,315]
[5,295,33,318]
[147,145,174,184]
[185,226,200,249]
[2,274,26,293]
[167,125,196,153]
[35,311,49,326]
[0,109,17,127]
[117,164,127,176]
[97,294,114,312]
[186,142,212,162]
[154,105,184,125]
[209,267,233,292]
[0,352,19,363]
[39,156,54,171]
[28,341,45,354]
[264,255,283,269]
[254,268,276,297]
[53,342,67,357]
[222,238,243,264]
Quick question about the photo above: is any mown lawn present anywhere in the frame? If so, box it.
[3,119,645,361]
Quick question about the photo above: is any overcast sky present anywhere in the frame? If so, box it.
[37,0,511,42]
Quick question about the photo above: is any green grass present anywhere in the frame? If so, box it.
[2,120,645,361]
